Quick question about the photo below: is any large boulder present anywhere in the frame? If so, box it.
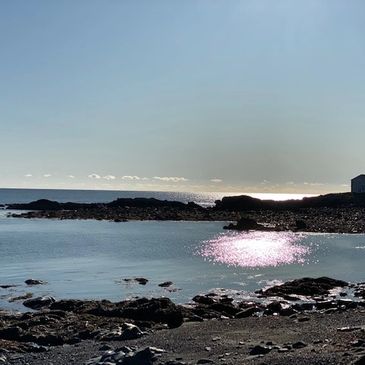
[23,296,56,310]
[259,277,348,298]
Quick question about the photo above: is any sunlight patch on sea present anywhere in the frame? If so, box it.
[199,231,311,268]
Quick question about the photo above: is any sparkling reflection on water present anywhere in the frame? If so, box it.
[200,231,310,267]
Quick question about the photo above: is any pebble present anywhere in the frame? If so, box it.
[249,345,272,355]
[338,326,362,332]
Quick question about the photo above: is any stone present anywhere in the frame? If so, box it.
[260,277,348,298]
[235,306,261,318]
[159,281,173,287]
[249,345,272,355]
[23,296,56,310]
[134,278,149,285]
[197,360,214,364]
[192,295,215,305]
[292,341,307,349]
[25,279,47,286]
[266,301,282,313]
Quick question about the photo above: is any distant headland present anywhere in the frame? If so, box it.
[6,192,365,233]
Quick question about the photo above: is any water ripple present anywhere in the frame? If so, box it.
[199,231,310,268]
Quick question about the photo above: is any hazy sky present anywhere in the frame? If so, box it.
[1,0,364,193]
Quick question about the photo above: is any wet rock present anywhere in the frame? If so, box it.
[25,279,47,286]
[159,281,173,288]
[8,293,33,303]
[259,277,348,298]
[123,277,149,285]
[0,285,18,289]
[192,295,215,305]
[23,296,56,310]
[134,278,149,285]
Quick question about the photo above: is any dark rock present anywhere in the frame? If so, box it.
[135,278,148,285]
[158,281,173,288]
[260,277,348,298]
[192,295,215,305]
[249,345,272,355]
[224,217,268,231]
[295,220,307,230]
[266,301,282,313]
[315,300,337,310]
[197,359,214,364]
[0,285,18,289]
[0,326,23,341]
[352,355,365,364]
[235,306,261,318]
[99,344,113,351]
[123,346,165,365]
[23,296,55,310]
[117,298,183,328]
[25,279,47,286]
[292,341,307,349]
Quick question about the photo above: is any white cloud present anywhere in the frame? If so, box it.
[88,173,101,179]
[121,175,141,180]
[103,175,116,180]
[153,176,189,182]
[210,178,223,183]
[303,182,324,186]
[43,174,52,178]
[68,175,75,179]
[25,174,32,177]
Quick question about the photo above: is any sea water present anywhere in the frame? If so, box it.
[0,211,364,311]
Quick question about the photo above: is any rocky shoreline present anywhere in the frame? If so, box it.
[2,277,365,364]
[6,194,365,233]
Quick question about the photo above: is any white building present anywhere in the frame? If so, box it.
[351,175,365,193]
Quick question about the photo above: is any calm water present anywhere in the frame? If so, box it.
[1,211,365,311]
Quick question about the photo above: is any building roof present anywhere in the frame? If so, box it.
[352,174,365,181]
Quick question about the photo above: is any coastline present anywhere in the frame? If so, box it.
[1,277,365,364]
[6,193,365,233]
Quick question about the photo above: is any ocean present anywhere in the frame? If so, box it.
[2,188,362,312]
[0,188,316,207]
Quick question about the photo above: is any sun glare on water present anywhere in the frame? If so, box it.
[200,231,310,268]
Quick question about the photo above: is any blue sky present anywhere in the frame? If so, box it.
[1,0,364,193]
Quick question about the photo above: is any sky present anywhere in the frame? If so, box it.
[1,0,365,193]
